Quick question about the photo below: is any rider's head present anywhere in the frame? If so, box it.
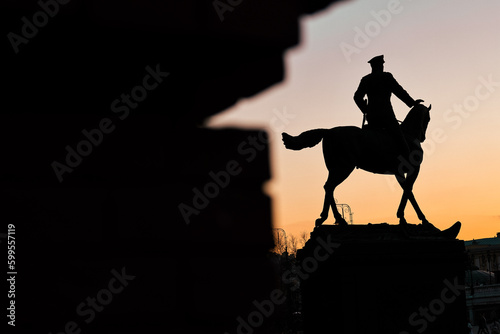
[368,55,384,73]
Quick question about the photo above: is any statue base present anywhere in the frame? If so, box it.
[297,224,466,334]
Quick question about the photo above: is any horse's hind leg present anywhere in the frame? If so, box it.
[315,189,331,227]
[316,166,354,227]
[316,177,334,226]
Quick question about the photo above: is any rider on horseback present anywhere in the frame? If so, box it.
[354,55,423,159]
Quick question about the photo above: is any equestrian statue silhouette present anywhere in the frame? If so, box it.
[282,55,461,238]
[282,103,431,228]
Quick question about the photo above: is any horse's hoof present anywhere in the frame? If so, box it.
[421,220,438,229]
[335,218,348,226]
[422,219,432,226]
[399,218,408,225]
[315,218,325,227]
[420,221,441,234]
[399,222,410,237]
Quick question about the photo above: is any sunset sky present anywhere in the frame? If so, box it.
[208,0,500,241]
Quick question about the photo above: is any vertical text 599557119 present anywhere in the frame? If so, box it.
[6,224,16,327]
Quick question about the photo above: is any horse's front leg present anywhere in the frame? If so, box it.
[396,167,430,225]
[395,174,410,224]
[407,192,428,224]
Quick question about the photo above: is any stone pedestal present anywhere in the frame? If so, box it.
[297,224,467,334]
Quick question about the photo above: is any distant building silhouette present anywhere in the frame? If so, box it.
[465,234,500,327]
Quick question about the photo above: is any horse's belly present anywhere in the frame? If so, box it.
[356,146,398,175]
[357,160,397,175]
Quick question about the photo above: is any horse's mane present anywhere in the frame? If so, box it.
[400,104,430,142]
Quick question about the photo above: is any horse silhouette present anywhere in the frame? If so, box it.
[282,103,432,228]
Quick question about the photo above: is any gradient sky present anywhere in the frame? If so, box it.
[208,0,500,241]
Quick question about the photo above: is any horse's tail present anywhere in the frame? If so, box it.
[282,129,328,150]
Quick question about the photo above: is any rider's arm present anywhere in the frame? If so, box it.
[354,78,368,113]
[388,73,416,107]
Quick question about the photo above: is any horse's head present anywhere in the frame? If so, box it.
[402,103,431,142]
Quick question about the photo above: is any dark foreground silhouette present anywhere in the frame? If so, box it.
[283,103,458,236]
